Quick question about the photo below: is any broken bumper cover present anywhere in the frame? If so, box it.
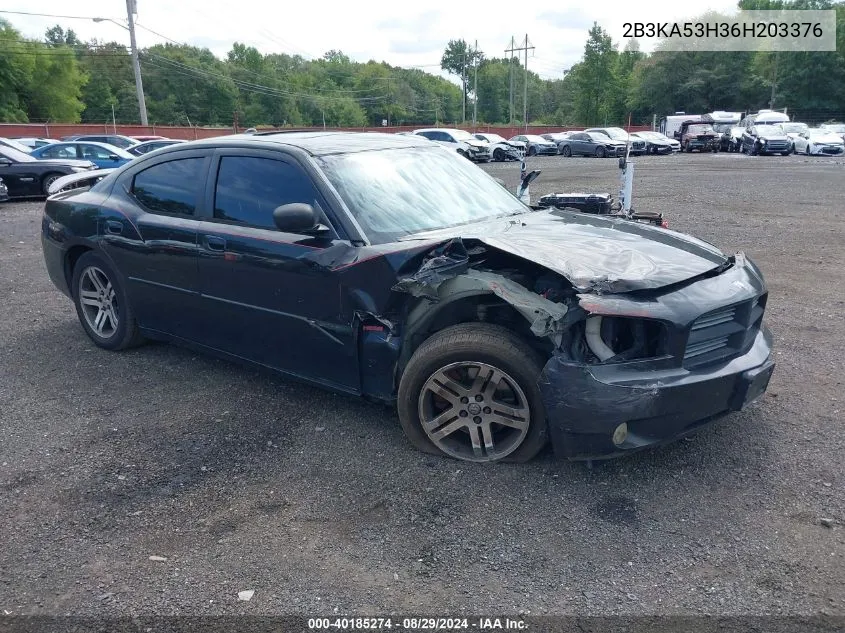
[538,325,774,460]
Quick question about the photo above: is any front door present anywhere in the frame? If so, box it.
[194,150,358,393]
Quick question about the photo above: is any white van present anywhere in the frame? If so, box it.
[739,109,790,130]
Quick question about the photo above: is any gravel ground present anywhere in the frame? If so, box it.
[1,152,844,618]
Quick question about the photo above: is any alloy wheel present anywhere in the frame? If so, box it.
[78,266,119,339]
[418,361,531,462]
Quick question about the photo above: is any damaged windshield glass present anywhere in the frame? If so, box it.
[317,147,528,243]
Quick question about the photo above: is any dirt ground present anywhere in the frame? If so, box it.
[0,151,843,619]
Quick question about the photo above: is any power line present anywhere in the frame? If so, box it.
[0,9,123,21]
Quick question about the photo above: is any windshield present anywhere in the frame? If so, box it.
[587,133,612,142]
[711,123,733,133]
[1,138,33,153]
[523,135,548,143]
[601,128,627,139]
[480,133,505,143]
[822,124,845,133]
[687,124,714,134]
[451,130,476,141]
[0,145,36,162]
[318,146,529,244]
[781,123,808,134]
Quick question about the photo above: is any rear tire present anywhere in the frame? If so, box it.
[397,323,548,464]
[71,251,143,351]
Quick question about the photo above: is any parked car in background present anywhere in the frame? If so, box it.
[472,132,525,161]
[702,111,742,151]
[779,122,810,152]
[413,128,492,162]
[557,131,628,157]
[0,145,95,197]
[0,177,8,202]
[741,125,791,156]
[540,131,574,151]
[728,126,745,152]
[791,128,845,155]
[678,122,719,152]
[0,137,34,153]
[39,131,774,464]
[30,141,135,169]
[630,131,675,154]
[60,134,139,150]
[127,139,188,156]
[818,122,845,143]
[13,137,61,149]
[659,112,702,141]
[130,135,167,142]
[509,134,558,156]
[584,127,647,155]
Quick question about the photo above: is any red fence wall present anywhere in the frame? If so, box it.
[0,122,653,140]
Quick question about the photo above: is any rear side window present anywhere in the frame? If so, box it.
[213,156,318,230]
[132,157,204,216]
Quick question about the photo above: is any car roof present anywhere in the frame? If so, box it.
[183,131,433,156]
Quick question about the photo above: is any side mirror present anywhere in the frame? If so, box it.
[109,154,121,161]
[272,203,320,234]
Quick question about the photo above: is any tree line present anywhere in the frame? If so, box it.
[1,0,843,129]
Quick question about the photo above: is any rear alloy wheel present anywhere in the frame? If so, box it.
[397,323,548,463]
[595,146,606,158]
[561,145,571,157]
[41,173,62,195]
[72,251,143,350]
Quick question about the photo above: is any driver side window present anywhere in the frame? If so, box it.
[213,156,319,230]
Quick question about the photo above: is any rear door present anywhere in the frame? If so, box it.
[193,148,358,392]
[98,149,212,340]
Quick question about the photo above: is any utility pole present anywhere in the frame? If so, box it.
[125,0,148,126]
[522,34,534,131]
[505,37,515,126]
[387,75,391,126]
[472,39,478,128]
[506,36,533,129]
[769,52,779,109]
[461,47,467,123]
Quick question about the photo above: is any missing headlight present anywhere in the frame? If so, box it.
[584,315,668,363]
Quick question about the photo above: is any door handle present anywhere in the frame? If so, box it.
[204,235,226,252]
[106,220,123,235]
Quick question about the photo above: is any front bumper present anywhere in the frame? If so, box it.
[539,327,774,460]
[810,145,844,155]
[534,146,559,155]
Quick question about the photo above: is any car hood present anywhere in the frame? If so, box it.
[401,209,729,294]
[757,131,789,140]
[808,134,844,144]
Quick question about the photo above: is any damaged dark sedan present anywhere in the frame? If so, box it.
[41,132,775,464]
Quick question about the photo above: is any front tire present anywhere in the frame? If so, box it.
[41,173,62,195]
[71,251,143,351]
[493,148,504,161]
[397,323,548,464]
[595,146,606,158]
[527,146,537,157]
[561,145,571,157]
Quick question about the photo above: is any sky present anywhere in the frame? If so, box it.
[1,0,743,82]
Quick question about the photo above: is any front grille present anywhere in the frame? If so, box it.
[683,294,766,367]
[763,141,788,150]
[632,141,645,150]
